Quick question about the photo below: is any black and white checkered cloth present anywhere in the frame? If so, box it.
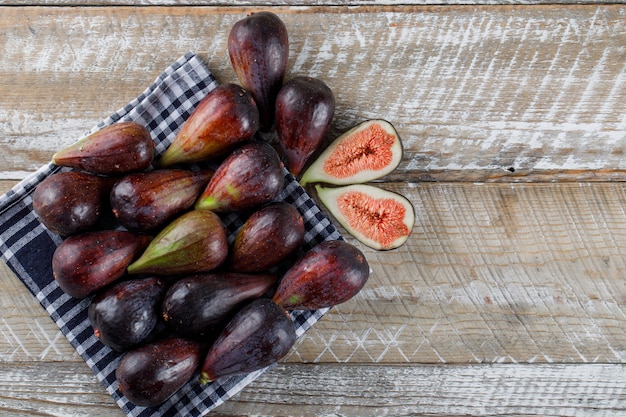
[0,52,341,416]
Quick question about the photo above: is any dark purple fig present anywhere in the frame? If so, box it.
[116,337,204,407]
[127,210,228,276]
[158,84,260,167]
[194,141,284,212]
[88,277,167,351]
[52,122,154,175]
[228,202,304,272]
[110,169,213,232]
[272,239,369,310]
[275,76,335,176]
[228,11,289,130]
[162,272,277,339]
[52,230,152,298]
[199,298,295,384]
[32,171,115,236]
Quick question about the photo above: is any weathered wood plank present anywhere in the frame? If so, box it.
[0,5,624,181]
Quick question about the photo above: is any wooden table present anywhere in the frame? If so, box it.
[1,2,625,416]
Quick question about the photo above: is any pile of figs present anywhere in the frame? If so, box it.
[32,11,413,408]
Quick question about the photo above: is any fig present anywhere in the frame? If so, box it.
[275,76,335,176]
[272,239,369,310]
[228,11,289,130]
[52,121,154,175]
[162,272,277,339]
[158,83,260,167]
[300,119,403,186]
[110,169,213,232]
[199,298,296,384]
[194,141,284,212]
[316,184,414,251]
[88,277,167,352]
[32,171,115,236]
[52,230,152,298]
[228,202,304,273]
[127,210,228,276]
[116,337,204,407]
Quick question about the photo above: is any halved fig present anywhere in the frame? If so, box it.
[315,184,414,251]
[300,119,403,186]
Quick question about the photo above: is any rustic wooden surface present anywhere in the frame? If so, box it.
[1,3,626,416]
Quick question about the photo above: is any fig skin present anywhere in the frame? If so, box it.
[126,210,228,276]
[228,11,289,131]
[52,230,152,298]
[32,171,115,236]
[228,202,305,273]
[88,277,167,352]
[194,141,285,212]
[275,76,335,176]
[162,272,277,340]
[52,121,155,176]
[200,298,296,384]
[110,169,213,232]
[272,239,369,310]
[116,337,204,407]
[158,83,260,167]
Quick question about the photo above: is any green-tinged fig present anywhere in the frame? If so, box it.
[158,84,260,167]
[194,141,284,212]
[316,184,414,251]
[272,239,369,310]
[228,202,304,272]
[127,210,228,276]
[110,169,213,232]
[33,171,115,236]
[162,272,277,339]
[88,277,167,352]
[116,337,204,407]
[228,11,289,130]
[275,76,335,176]
[52,230,152,298]
[300,119,403,186]
[200,298,295,384]
[52,122,154,175]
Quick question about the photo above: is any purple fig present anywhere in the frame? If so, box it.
[275,76,335,176]
[272,240,369,310]
[158,83,260,167]
[126,210,228,276]
[52,122,154,175]
[110,169,213,232]
[194,141,284,212]
[228,11,289,130]
[52,230,152,298]
[228,202,304,272]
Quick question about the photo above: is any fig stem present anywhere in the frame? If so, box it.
[199,372,212,385]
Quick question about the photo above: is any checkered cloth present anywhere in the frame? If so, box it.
[0,52,342,416]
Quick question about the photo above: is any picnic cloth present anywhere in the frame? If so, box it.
[0,52,342,416]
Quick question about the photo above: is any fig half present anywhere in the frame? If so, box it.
[300,119,403,186]
[315,184,414,251]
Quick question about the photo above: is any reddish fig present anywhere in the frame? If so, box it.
[228,202,304,272]
[52,122,154,175]
[52,230,152,298]
[194,141,284,212]
[228,11,289,130]
[110,169,213,232]
[116,337,204,407]
[316,184,414,250]
[158,84,259,167]
[300,119,403,186]
[275,76,335,176]
[200,298,295,384]
[127,210,228,276]
[162,272,277,339]
[272,239,369,310]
